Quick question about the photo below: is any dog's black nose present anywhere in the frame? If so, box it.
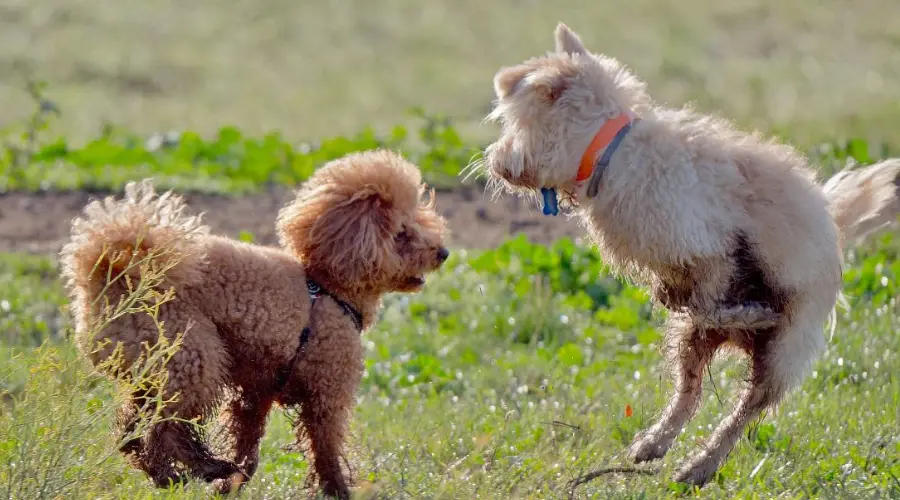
[437,247,450,262]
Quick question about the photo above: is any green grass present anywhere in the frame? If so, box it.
[4,11,900,491]
[2,234,898,499]
[3,1,900,147]
[2,93,896,197]
[1,100,479,194]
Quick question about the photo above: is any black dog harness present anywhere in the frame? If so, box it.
[274,279,363,392]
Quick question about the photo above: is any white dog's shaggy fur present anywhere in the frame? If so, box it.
[475,23,900,486]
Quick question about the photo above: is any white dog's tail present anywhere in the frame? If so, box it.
[60,180,210,300]
[823,158,900,246]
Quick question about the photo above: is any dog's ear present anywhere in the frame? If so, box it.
[307,188,396,285]
[555,23,587,56]
[530,69,571,102]
[494,64,532,99]
[494,65,571,102]
[277,184,398,287]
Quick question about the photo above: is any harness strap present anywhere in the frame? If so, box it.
[273,278,363,392]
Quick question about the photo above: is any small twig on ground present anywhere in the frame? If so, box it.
[542,420,581,431]
[567,466,659,498]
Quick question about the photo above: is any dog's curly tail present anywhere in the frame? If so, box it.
[60,180,209,299]
[823,158,900,246]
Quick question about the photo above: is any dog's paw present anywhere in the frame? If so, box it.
[627,429,672,463]
[240,456,260,478]
[673,452,720,488]
[321,481,351,500]
[211,471,250,497]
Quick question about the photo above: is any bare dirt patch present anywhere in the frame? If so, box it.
[0,186,584,255]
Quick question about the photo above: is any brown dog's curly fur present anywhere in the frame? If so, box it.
[60,149,449,498]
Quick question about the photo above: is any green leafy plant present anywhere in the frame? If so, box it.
[0,92,481,195]
[468,234,627,310]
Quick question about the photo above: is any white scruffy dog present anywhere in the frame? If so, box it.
[474,22,900,487]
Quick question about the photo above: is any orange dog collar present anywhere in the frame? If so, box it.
[575,113,636,182]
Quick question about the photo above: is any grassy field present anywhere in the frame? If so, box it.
[1,130,899,499]
[1,235,899,499]
[2,1,900,498]
[3,0,900,146]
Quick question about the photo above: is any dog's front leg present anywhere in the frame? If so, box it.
[292,320,364,500]
[628,315,725,463]
[295,397,351,499]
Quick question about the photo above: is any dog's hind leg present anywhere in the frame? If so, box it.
[116,395,187,488]
[138,422,190,488]
[157,420,246,483]
[117,385,166,456]
[629,315,726,463]
[117,396,143,457]
[211,390,274,494]
[144,313,246,488]
[672,314,823,487]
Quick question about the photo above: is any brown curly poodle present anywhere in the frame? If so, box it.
[60,149,450,498]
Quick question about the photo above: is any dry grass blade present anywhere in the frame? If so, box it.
[566,466,660,498]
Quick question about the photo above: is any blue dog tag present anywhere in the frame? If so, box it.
[540,187,559,216]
